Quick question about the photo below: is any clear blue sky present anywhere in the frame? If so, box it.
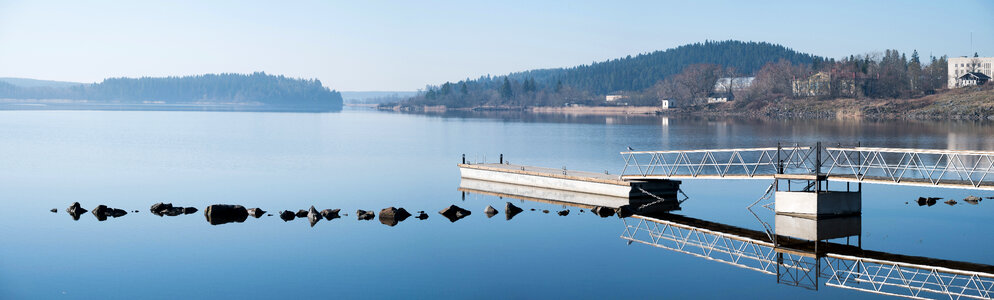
[0,0,991,91]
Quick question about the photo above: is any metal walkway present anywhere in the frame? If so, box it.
[622,215,994,299]
[621,143,994,190]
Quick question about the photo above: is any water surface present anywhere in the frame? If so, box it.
[1,108,992,299]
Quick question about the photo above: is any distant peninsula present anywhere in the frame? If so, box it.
[0,72,343,112]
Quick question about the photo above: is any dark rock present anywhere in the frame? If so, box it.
[248,208,266,218]
[204,204,249,225]
[267,214,273,216]
[296,209,308,218]
[541,210,549,214]
[530,208,536,211]
[579,209,584,213]
[50,208,57,213]
[66,202,88,220]
[504,202,523,220]
[484,205,498,218]
[591,206,615,218]
[379,207,411,226]
[415,211,429,220]
[279,210,296,221]
[307,206,321,227]
[133,210,139,213]
[320,209,341,220]
[964,196,982,202]
[111,208,127,217]
[150,202,173,214]
[90,205,127,221]
[357,209,375,221]
[557,209,570,216]
[945,199,958,206]
[439,205,471,222]
[91,205,109,221]
[916,197,927,206]
[918,197,937,206]
[183,207,198,214]
[616,205,635,218]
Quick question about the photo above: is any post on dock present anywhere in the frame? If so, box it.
[500,154,503,164]
[462,154,466,164]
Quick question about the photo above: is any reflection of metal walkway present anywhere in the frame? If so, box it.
[622,214,994,299]
[621,144,994,190]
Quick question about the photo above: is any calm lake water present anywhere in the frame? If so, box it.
[1,108,992,299]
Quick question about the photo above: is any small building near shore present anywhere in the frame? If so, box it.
[661,99,674,109]
[955,72,991,87]
[948,56,994,88]
[605,94,625,102]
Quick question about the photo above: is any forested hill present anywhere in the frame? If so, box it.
[0,72,343,111]
[540,40,820,94]
[400,40,825,108]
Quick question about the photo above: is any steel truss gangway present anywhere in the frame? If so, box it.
[622,214,994,299]
[621,143,994,190]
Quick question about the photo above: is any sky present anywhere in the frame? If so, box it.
[0,0,991,91]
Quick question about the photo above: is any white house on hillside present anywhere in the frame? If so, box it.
[948,56,994,88]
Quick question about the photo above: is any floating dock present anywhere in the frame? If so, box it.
[458,163,680,210]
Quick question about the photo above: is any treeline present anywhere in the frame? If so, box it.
[398,40,822,108]
[397,40,955,109]
[0,72,343,111]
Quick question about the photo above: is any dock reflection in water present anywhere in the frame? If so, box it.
[459,177,994,299]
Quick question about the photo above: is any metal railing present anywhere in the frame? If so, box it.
[621,144,994,189]
[622,216,994,299]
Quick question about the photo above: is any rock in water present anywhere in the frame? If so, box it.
[916,197,927,206]
[505,202,523,220]
[415,211,429,220]
[484,205,498,218]
[91,205,109,221]
[204,204,249,225]
[616,205,635,218]
[557,209,570,216]
[248,208,266,218]
[307,206,321,227]
[965,198,980,205]
[295,209,308,218]
[439,205,471,222]
[964,196,982,202]
[379,207,411,226]
[183,207,198,214]
[66,202,88,220]
[50,208,58,213]
[320,209,341,220]
[357,210,375,220]
[542,210,549,214]
[150,202,174,215]
[279,210,296,221]
[591,206,615,218]
[945,199,958,206]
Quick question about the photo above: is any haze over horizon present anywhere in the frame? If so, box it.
[1,0,991,91]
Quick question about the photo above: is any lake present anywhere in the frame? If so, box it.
[1,108,992,299]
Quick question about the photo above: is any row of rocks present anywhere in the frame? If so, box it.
[64,202,128,221]
[59,201,630,224]
[915,196,986,206]
[150,202,198,216]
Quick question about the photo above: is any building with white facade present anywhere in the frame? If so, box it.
[605,94,625,102]
[948,56,994,88]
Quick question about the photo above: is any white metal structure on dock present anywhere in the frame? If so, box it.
[621,144,994,190]
[622,215,994,299]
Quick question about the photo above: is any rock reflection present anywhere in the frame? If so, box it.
[92,205,127,221]
[66,202,88,221]
[204,204,249,225]
[439,205,471,222]
[504,202,523,220]
[378,207,411,226]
